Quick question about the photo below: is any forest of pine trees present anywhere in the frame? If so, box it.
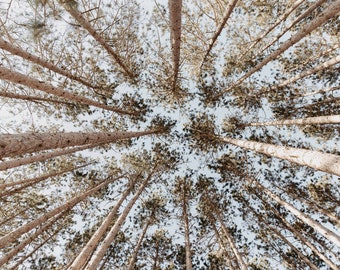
[0,0,339,269]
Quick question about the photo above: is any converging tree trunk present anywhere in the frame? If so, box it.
[220,137,340,176]
[0,129,162,158]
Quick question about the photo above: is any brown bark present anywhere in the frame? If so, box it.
[0,129,162,159]
[0,174,123,249]
[0,66,136,115]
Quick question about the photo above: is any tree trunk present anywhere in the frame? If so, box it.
[0,129,162,159]
[279,55,340,88]
[0,174,123,249]
[250,190,340,270]
[126,216,152,270]
[246,115,340,127]
[0,37,97,89]
[220,137,340,176]
[69,185,131,270]
[84,173,152,270]
[251,178,340,247]
[62,4,134,79]
[202,0,239,65]
[216,0,340,99]
[0,144,100,171]
[0,66,135,115]
[169,0,183,90]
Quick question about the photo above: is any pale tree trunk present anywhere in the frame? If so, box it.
[0,174,123,248]
[0,210,66,267]
[260,0,329,54]
[300,85,340,97]
[84,173,152,270]
[0,66,136,115]
[220,137,340,176]
[237,0,305,61]
[126,216,152,270]
[0,90,76,106]
[201,0,239,65]
[213,210,248,270]
[246,115,340,127]
[0,37,97,89]
[9,227,60,270]
[279,55,340,88]
[0,129,162,159]
[216,0,340,99]
[251,179,340,247]
[0,163,90,190]
[169,0,182,90]
[251,192,340,270]
[245,200,320,270]
[210,217,235,269]
[0,144,100,171]
[69,186,131,270]
[182,185,193,270]
[62,3,134,79]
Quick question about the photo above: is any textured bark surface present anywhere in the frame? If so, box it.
[0,130,160,158]
[247,115,340,126]
[221,137,340,176]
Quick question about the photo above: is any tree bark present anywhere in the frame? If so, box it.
[0,37,97,89]
[69,185,131,270]
[0,174,123,249]
[0,129,162,159]
[251,179,340,248]
[246,115,340,127]
[216,0,340,99]
[0,66,135,115]
[220,137,340,176]
[62,4,134,79]
[84,173,152,270]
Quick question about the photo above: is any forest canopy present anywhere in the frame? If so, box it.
[0,0,339,269]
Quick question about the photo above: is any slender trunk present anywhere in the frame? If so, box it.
[182,186,192,270]
[0,163,90,191]
[215,0,340,99]
[0,66,135,115]
[0,210,66,267]
[62,4,134,79]
[246,115,340,127]
[213,210,248,270]
[236,0,305,61]
[69,186,131,270]
[0,37,97,89]
[0,129,162,159]
[245,199,320,270]
[251,178,340,247]
[260,0,329,54]
[0,144,100,171]
[126,217,152,270]
[169,0,183,90]
[0,174,123,248]
[0,90,76,106]
[279,55,340,88]
[84,173,152,270]
[220,137,340,176]
[250,191,340,270]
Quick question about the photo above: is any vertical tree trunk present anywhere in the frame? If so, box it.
[251,178,340,247]
[0,66,135,115]
[0,175,123,249]
[84,173,152,270]
[69,185,131,270]
[0,129,162,158]
[220,136,340,176]
[0,37,97,89]
[126,216,152,270]
[245,115,340,127]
